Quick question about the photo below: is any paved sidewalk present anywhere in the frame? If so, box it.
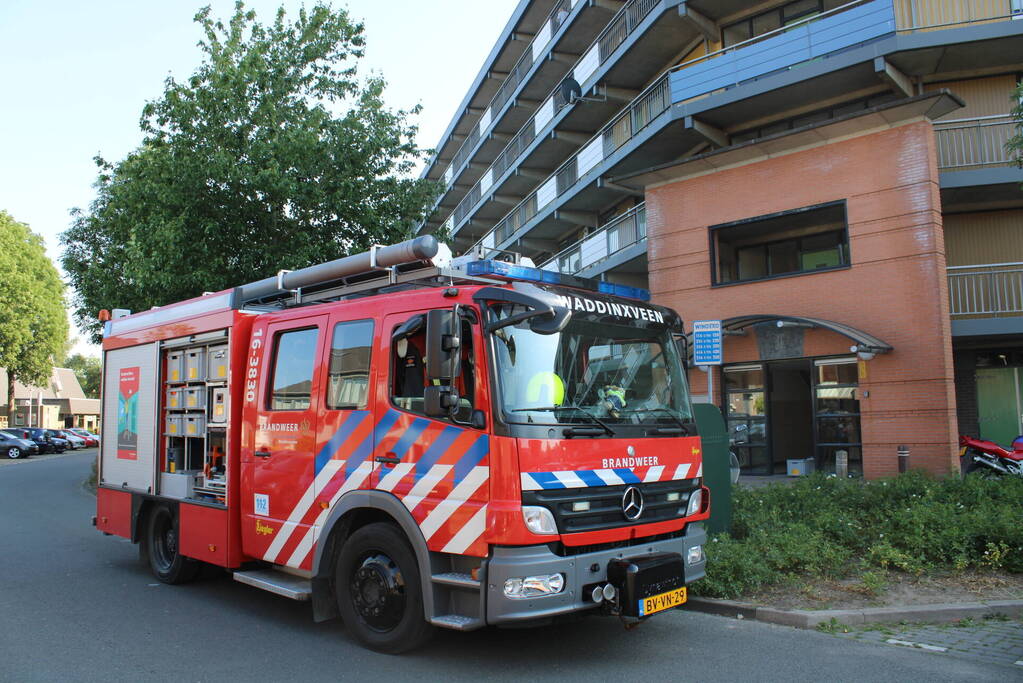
[832,617,1023,670]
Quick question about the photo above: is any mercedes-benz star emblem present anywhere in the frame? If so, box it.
[621,486,644,521]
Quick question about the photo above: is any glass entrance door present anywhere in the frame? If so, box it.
[976,367,1023,447]
[814,358,861,476]
[724,365,768,475]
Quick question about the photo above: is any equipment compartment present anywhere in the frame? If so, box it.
[166,351,184,383]
[165,414,184,436]
[184,414,206,436]
[166,386,183,410]
[210,387,228,424]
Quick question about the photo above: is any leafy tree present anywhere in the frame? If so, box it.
[0,211,69,417]
[64,353,102,398]
[62,2,439,339]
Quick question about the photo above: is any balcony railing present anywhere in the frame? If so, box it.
[948,263,1023,316]
[444,0,575,184]
[894,0,1019,31]
[448,0,662,232]
[541,204,647,274]
[934,115,1017,171]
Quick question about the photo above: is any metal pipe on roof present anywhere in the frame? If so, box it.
[236,236,442,301]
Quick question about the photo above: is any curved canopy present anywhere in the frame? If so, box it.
[717,314,893,354]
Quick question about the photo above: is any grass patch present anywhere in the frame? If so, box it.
[693,472,1023,600]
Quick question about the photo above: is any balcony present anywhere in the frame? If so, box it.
[424,0,613,215]
[541,203,647,276]
[433,0,696,236]
[935,115,1017,171]
[467,0,1023,265]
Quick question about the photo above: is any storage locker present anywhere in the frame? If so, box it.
[184,414,206,436]
[184,386,206,409]
[166,387,183,410]
[165,414,184,436]
[208,345,229,381]
[166,351,184,383]
[185,348,207,381]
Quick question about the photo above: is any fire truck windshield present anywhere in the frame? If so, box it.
[489,305,693,428]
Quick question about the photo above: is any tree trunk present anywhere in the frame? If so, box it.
[7,372,15,424]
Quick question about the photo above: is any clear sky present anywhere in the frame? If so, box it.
[0,0,519,355]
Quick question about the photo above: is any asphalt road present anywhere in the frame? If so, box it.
[0,451,1011,682]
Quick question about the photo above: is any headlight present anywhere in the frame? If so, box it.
[686,490,703,517]
[504,573,565,598]
[522,506,557,535]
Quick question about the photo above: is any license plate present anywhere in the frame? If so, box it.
[638,586,687,617]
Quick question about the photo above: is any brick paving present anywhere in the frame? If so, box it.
[833,617,1023,670]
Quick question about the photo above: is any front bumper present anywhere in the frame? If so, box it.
[485,523,707,625]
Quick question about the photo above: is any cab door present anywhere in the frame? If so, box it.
[372,309,491,556]
[241,314,328,567]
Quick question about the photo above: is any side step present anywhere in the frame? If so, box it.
[431,572,480,590]
[430,614,484,631]
[233,569,312,601]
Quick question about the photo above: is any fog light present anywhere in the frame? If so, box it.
[504,573,566,599]
[522,506,557,535]
[602,583,616,601]
[687,545,704,565]
[686,490,703,517]
[666,492,680,502]
[572,501,590,512]
[591,585,604,602]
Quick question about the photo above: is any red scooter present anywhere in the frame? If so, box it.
[959,435,1023,477]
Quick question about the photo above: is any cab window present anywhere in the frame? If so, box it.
[269,327,318,410]
[390,314,476,423]
[327,320,373,410]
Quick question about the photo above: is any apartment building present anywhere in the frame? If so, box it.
[418,0,1023,478]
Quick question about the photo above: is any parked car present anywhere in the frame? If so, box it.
[0,430,38,459]
[56,430,87,450]
[45,429,71,452]
[67,428,99,447]
[20,427,66,454]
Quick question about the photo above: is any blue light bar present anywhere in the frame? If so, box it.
[465,259,650,301]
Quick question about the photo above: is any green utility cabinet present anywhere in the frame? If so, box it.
[694,403,731,535]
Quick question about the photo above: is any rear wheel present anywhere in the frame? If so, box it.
[5,446,22,459]
[335,522,434,653]
[965,459,1000,478]
[145,505,200,584]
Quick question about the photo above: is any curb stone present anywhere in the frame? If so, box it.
[684,597,1023,629]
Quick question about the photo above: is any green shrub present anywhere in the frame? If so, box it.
[692,472,1023,599]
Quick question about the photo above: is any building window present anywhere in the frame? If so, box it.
[814,358,861,476]
[711,201,849,285]
[269,327,318,411]
[327,320,373,410]
[722,0,847,47]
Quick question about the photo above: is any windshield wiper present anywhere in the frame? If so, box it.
[624,407,689,435]
[511,405,615,436]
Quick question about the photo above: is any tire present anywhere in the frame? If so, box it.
[335,522,434,653]
[144,505,200,584]
[5,446,22,459]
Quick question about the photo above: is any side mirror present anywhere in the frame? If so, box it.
[426,309,461,380]
[674,333,690,369]
[425,385,460,418]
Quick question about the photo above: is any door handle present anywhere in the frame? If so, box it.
[254,450,272,458]
[375,454,401,465]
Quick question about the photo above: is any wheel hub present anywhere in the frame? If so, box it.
[349,553,406,632]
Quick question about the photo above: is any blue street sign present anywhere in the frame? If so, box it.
[692,320,723,366]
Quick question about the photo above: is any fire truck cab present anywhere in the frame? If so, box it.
[95,236,708,652]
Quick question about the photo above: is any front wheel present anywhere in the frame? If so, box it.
[335,522,434,653]
[5,446,22,459]
[144,505,200,584]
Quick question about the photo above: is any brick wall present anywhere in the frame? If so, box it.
[647,121,959,477]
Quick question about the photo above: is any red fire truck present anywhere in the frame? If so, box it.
[95,236,708,652]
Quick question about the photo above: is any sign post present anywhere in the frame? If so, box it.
[692,320,723,402]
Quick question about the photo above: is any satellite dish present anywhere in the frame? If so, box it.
[558,77,582,106]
